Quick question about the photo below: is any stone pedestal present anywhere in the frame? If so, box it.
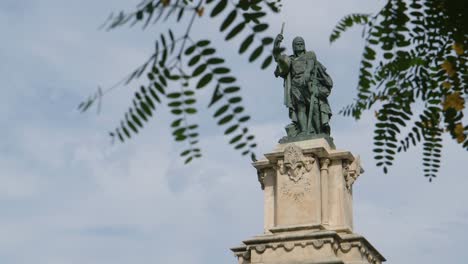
[231,138,385,264]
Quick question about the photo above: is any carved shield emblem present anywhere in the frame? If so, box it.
[279,144,314,182]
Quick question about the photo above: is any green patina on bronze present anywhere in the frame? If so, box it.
[273,27,334,146]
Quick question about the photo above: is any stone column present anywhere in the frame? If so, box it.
[320,158,331,226]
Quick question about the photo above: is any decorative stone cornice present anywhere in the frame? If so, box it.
[242,237,383,264]
[234,230,386,263]
[246,240,382,264]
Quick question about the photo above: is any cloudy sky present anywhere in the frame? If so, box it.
[1,0,466,263]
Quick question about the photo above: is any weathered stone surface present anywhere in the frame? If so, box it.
[255,139,358,231]
[233,138,384,264]
[231,229,384,264]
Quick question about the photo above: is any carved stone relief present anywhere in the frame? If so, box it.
[278,144,315,183]
[343,156,364,190]
[257,169,267,190]
[277,144,315,201]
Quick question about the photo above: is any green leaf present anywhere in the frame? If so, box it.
[160,34,167,51]
[229,97,242,104]
[226,22,246,41]
[239,34,254,54]
[261,37,274,45]
[136,108,148,121]
[184,90,195,96]
[383,52,393,59]
[188,132,198,138]
[202,48,216,56]
[184,156,193,164]
[251,153,257,161]
[224,86,240,93]
[261,55,273,69]
[218,114,234,125]
[197,73,213,89]
[171,118,183,127]
[193,64,207,77]
[167,92,181,99]
[154,82,165,94]
[229,134,242,144]
[173,127,186,136]
[185,44,197,55]
[214,105,229,117]
[221,10,237,32]
[197,40,210,47]
[181,150,191,157]
[238,115,250,122]
[207,58,225,64]
[177,7,184,22]
[185,108,197,114]
[171,109,183,115]
[135,92,142,100]
[188,55,201,66]
[127,120,138,133]
[116,129,124,142]
[131,113,143,127]
[188,124,198,130]
[225,124,239,134]
[219,76,236,83]
[213,67,230,74]
[184,99,196,105]
[145,2,154,13]
[140,102,152,116]
[162,68,171,78]
[235,142,247,149]
[211,0,228,17]
[233,106,244,113]
[122,124,131,138]
[158,75,167,87]
[136,11,144,20]
[253,23,268,32]
[168,101,182,107]
[249,45,263,62]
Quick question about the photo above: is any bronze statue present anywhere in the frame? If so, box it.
[273,25,333,143]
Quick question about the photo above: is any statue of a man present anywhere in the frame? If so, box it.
[273,33,333,138]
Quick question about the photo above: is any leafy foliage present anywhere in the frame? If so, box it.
[79,0,282,163]
[331,0,467,181]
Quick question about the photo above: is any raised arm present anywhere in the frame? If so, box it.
[273,34,290,78]
[273,33,284,62]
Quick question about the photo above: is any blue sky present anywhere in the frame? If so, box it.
[0,0,466,263]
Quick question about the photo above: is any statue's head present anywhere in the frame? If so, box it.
[292,36,306,55]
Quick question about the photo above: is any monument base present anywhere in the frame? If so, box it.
[232,227,384,264]
[232,138,385,264]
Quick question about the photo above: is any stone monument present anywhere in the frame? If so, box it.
[230,30,385,264]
